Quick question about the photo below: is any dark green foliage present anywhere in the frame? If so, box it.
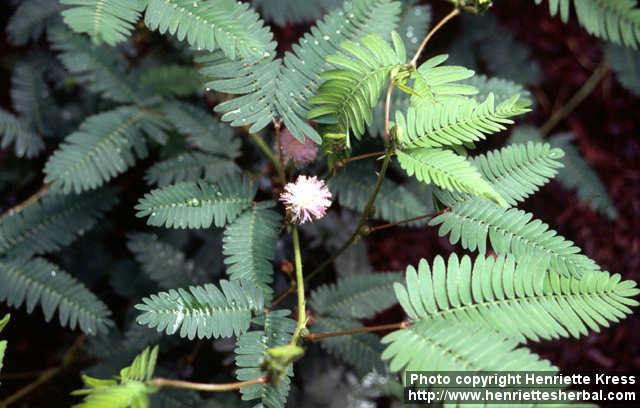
[235,310,295,407]
[328,162,429,225]
[144,152,239,187]
[0,108,44,158]
[313,317,386,376]
[223,203,282,299]
[135,176,256,229]
[135,279,264,339]
[606,44,640,95]
[128,233,210,289]
[251,0,342,26]
[0,188,117,259]
[310,272,402,319]
[0,257,113,335]
[6,0,62,45]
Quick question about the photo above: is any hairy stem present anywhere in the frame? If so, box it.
[410,7,461,67]
[249,132,286,185]
[150,376,267,392]
[334,150,386,170]
[290,226,306,344]
[369,209,447,233]
[540,62,608,136]
[305,321,409,341]
[2,183,49,216]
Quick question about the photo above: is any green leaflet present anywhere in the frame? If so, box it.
[6,0,62,45]
[381,320,556,373]
[0,257,113,335]
[410,54,477,107]
[0,108,44,158]
[534,0,640,48]
[429,197,601,277]
[308,31,407,139]
[0,188,117,259]
[0,314,9,374]
[144,152,239,187]
[235,310,295,407]
[72,346,160,408]
[223,203,282,299]
[145,0,276,61]
[135,175,256,229]
[61,0,146,46]
[135,279,264,340]
[395,254,639,341]
[396,148,506,206]
[606,44,640,96]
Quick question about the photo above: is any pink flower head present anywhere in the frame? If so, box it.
[280,175,332,224]
[278,128,318,167]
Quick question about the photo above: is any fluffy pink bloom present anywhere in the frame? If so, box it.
[277,128,318,167]
[280,175,332,224]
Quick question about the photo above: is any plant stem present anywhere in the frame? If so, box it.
[2,183,49,216]
[305,151,392,283]
[334,150,386,170]
[290,226,306,344]
[249,132,286,185]
[540,62,608,136]
[368,209,446,233]
[410,7,461,67]
[305,321,409,341]
[150,376,267,392]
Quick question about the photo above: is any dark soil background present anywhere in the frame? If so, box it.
[0,0,639,406]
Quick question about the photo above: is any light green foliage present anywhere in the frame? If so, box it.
[128,233,209,289]
[410,54,477,107]
[0,257,113,335]
[72,346,160,408]
[6,0,62,45]
[135,279,264,339]
[429,197,601,277]
[61,0,146,46]
[0,108,44,158]
[0,314,9,374]
[395,254,638,341]
[396,148,506,206]
[0,188,117,259]
[49,27,144,104]
[235,310,295,407]
[144,152,239,187]
[200,0,402,141]
[510,126,617,219]
[135,176,256,229]
[397,94,530,148]
[313,317,386,376]
[534,0,640,48]
[222,203,282,299]
[471,141,565,206]
[328,162,429,224]
[381,320,556,373]
[310,272,402,319]
[606,44,640,95]
[44,106,169,194]
[144,0,275,61]
[308,32,407,139]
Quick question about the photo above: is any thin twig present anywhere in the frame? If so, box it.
[150,376,268,392]
[409,8,461,67]
[272,118,286,185]
[3,183,49,216]
[540,62,608,136]
[249,133,286,186]
[305,322,409,341]
[1,336,84,408]
[368,209,447,233]
[270,284,296,309]
[334,150,386,170]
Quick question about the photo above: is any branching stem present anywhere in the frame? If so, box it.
[305,321,409,341]
[334,150,386,170]
[410,8,461,67]
[369,209,447,233]
[540,62,608,136]
[150,376,267,392]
